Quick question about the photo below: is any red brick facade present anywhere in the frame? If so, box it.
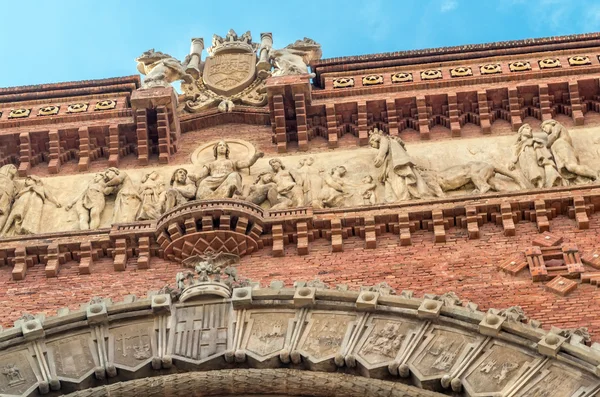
[2,33,600,344]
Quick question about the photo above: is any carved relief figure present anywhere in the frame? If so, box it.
[419,161,531,196]
[196,140,264,200]
[369,129,434,202]
[362,323,404,358]
[313,166,352,208]
[2,176,61,236]
[1,364,24,386]
[136,49,193,89]
[298,157,314,203]
[510,123,563,188]
[238,172,283,208]
[105,168,141,224]
[541,119,599,182]
[164,168,196,212]
[360,175,378,205]
[137,171,166,221]
[269,158,306,207]
[269,38,322,77]
[66,173,114,230]
[0,164,17,231]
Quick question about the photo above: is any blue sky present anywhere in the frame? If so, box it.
[0,0,598,87]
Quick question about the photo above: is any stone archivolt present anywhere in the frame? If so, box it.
[0,282,598,396]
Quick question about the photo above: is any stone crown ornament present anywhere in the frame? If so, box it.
[206,29,258,57]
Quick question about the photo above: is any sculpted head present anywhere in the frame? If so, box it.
[362,175,374,184]
[269,158,285,172]
[541,120,558,134]
[368,130,383,149]
[171,168,188,185]
[0,164,17,179]
[25,175,42,186]
[518,123,533,138]
[332,166,347,177]
[93,173,105,183]
[213,140,230,159]
[104,167,120,181]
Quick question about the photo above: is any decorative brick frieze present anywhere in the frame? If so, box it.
[546,275,578,296]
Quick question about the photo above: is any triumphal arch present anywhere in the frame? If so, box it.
[2,29,600,396]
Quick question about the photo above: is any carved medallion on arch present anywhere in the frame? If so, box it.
[108,321,155,371]
[0,350,39,397]
[408,324,485,387]
[461,339,542,396]
[46,333,96,382]
[351,315,424,370]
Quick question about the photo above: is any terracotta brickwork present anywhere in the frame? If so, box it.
[0,210,598,338]
[3,33,600,347]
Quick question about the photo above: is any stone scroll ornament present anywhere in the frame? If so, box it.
[135,30,322,113]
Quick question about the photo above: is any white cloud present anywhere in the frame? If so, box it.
[440,0,458,12]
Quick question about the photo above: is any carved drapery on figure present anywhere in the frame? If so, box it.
[2,175,61,236]
[1,119,599,237]
[195,140,264,200]
[66,173,114,230]
[105,168,142,224]
[268,158,305,208]
[0,164,17,232]
[314,166,352,208]
[510,123,563,189]
[137,171,166,221]
[541,119,599,183]
[165,168,196,212]
[369,128,434,202]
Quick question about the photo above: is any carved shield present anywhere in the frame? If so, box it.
[203,53,256,96]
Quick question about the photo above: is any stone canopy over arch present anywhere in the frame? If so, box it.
[1,279,599,397]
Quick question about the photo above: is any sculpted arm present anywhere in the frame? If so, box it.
[193,166,210,181]
[324,174,345,192]
[179,182,197,199]
[235,151,265,170]
[66,188,86,210]
[44,188,62,208]
[373,138,389,168]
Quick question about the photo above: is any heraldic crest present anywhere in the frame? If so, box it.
[135,29,322,113]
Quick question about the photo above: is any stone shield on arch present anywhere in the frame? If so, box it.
[203,52,256,96]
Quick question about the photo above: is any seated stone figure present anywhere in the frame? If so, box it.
[313,166,352,209]
[195,141,264,200]
[164,168,196,212]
